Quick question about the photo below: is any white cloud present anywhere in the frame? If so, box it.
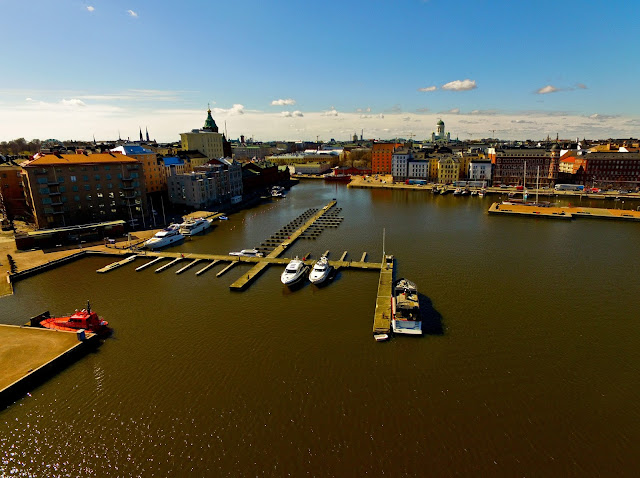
[127,9,138,17]
[442,79,477,91]
[536,85,559,94]
[418,86,437,92]
[271,98,296,106]
[440,108,460,114]
[576,83,588,89]
[588,113,618,121]
[281,110,303,117]
[86,6,95,12]
[322,108,338,117]
[212,104,244,116]
[61,99,86,107]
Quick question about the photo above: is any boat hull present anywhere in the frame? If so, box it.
[145,234,185,250]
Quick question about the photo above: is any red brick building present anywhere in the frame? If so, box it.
[371,142,403,174]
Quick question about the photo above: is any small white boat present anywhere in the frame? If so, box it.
[179,218,211,236]
[219,215,229,221]
[144,224,185,250]
[374,334,389,342]
[309,256,332,285]
[281,256,307,286]
[479,189,486,198]
[229,249,263,257]
[470,190,478,196]
[453,188,462,196]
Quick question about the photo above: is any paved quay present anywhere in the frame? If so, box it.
[0,325,97,407]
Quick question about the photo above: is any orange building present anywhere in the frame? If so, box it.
[22,151,146,229]
[111,145,165,194]
[371,142,403,174]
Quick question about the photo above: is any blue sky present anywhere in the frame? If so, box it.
[1,0,639,142]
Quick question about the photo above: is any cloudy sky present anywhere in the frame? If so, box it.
[1,0,638,143]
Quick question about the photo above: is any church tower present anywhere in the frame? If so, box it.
[437,119,445,138]
[203,107,219,133]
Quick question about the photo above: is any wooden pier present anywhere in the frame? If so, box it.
[229,200,338,290]
[96,255,137,273]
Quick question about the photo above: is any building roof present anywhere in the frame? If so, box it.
[23,152,138,167]
[110,144,154,155]
[162,156,184,166]
[203,108,218,132]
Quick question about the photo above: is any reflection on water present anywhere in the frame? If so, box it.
[1,182,640,476]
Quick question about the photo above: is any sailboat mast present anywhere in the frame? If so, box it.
[536,166,540,204]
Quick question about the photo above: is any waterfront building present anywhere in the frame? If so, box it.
[488,148,552,186]
[437,157,460,184]
[371,142,404,174]
[162,157,189,177]
[168,170,220,209]
[391,149,412,180]
[22,151,146,229]
[266,151,340,168]
[289,162,333,175]
[180,108,225,167]
[468,159,492,184]
[429,157,439,180]
[580,152,640,188]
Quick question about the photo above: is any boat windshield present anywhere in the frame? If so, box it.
[315,265,326,271]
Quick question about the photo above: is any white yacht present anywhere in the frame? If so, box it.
[144,224,185,250]
[309,256,332,285]
[179,218,211,236]
[280,257,307,286]
[392,278,422,335]
[229,249,263,257]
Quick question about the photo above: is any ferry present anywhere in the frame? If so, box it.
[144,224,185,249]
[309,256,332,285]
[392,278,422,335]
[37,301,110,335]
[179,217,211,236]
[281,256,307,286]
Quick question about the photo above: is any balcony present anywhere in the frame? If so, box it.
[121,184,135,190]
[47,180,61,186]
[122,176,134,181]
[123,194,136,200]
[48,190,61,195]
[50,201,63,206]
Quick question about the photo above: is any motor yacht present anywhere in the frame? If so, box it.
[179,217,211,236]
[280,256,307,286]
[229,249,263,257]
[144,224,185,249]
[309,256,332,285]
[392,278,422,335]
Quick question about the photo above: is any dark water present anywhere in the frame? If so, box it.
[2,182,640,477]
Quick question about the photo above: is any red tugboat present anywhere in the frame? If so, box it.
[38,301,110,335]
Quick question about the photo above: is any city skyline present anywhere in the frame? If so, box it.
[2,0,639,142]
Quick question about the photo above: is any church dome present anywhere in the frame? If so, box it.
[203,108,218,132]
[437,119,444,125]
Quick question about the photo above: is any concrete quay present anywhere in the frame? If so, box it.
[0,325,99,409]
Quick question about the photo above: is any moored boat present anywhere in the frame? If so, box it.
[179,217,211,236]
[309,256,332,285]
[37,301,110,335]
[144,224,185,249]
[229,249,263,257]
[453,188,462,196]
[280,256,307,286]
[392,278,422,335]
[478,189,486,197]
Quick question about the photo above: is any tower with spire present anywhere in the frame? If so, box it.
[179,107,225,167]
[203,106,219,133]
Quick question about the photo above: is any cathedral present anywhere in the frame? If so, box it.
[431,119,451,143]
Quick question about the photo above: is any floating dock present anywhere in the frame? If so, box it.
[0,325,99,409]
[488,202,640,221]
[96,255,137,273]
[373,255,394,335]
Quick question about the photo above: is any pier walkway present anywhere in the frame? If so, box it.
[488,202,640,221]
[373,255,394,335]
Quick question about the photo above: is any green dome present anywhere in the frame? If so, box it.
[203,108,218,132]
[437,119,444,125]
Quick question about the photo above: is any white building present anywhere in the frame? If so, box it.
[392,149,430,180]
[469,159,492,184]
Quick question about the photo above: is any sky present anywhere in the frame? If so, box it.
[1,0,639,143]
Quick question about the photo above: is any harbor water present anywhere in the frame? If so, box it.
[1,181,640,477]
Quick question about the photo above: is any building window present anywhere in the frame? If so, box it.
[71,176,77,182]
[84,185,90,191]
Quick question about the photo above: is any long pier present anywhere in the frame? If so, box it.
[488,202,640,221]
[373,255,394,335]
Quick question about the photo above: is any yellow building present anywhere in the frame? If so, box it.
[457,153,474,180]
[180,108,224,167]
[437,157,460,184]
[429,157,439,181]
